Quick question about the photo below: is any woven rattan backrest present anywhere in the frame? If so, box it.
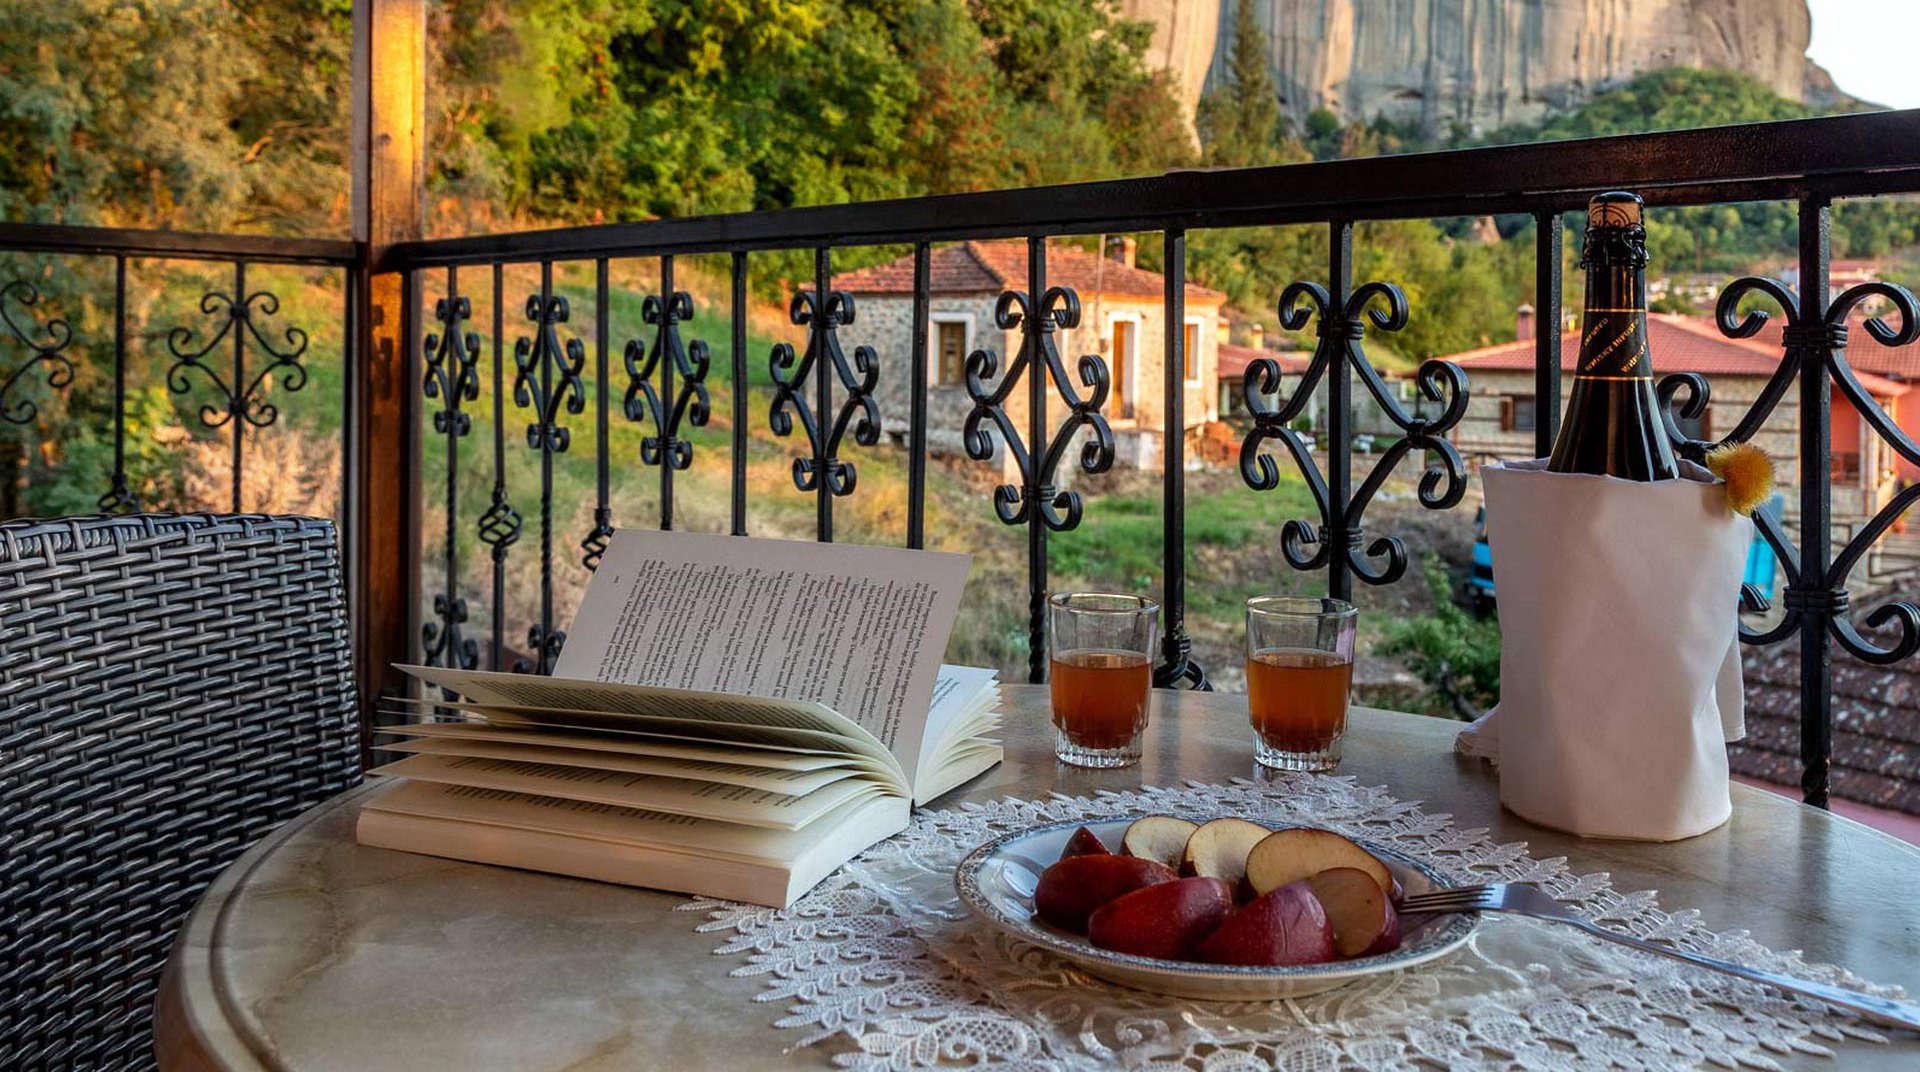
[0,514,361,1071]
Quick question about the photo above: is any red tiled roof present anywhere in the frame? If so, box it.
[1732,643,1920,816]
[833,240,1225,304]
[1748,312,1920,381]
[1447,314,1907,397]
[1217,342,1311,380]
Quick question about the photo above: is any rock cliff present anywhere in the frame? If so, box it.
[1120,0,1850,137]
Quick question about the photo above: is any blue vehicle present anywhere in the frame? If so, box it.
[1464,494,1780,616]
[1465,506,1496,615]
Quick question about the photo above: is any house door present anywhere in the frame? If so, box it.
[1110,318,1135,418]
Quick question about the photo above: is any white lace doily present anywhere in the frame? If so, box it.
[682,776,1899,1070]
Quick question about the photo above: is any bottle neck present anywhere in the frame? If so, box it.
[1575,256,1650,381]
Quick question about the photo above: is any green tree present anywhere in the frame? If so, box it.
[1194,0,1294,167]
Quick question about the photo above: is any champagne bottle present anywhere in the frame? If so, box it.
[1546,191,1678,480]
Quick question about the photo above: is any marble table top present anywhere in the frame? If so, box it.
[157,686,1920,1071]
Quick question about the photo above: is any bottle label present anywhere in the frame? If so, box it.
[1576,309,1649,380]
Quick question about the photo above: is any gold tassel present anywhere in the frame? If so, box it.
[1705,442,1774,517]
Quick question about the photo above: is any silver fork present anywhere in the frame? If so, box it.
[1400,883,1920,1033]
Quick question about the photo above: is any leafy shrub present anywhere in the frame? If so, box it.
[1377,555,1501,720]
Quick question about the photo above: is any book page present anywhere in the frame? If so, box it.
[362,779,907,867]
[376,720,850,770]
[370,754,887,831]
[376,736,865,795]
[552,530,971,778]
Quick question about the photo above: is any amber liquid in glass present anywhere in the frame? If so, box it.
[1246,647,1353,753]
[1049,649,1152,750]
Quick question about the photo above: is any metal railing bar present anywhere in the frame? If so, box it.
[384,112,1920,269]
[1797,195,1835,808]
[101,255,134,512]
[484,262,512,670]
[659,255,676,530]
[1326,221,1354,602]
[1154,227,1204,689]
[729,252,747,537]
[1025,236,1048,684]
[229,261,247,512]
[1534,211,1563,457]
[591,258,612,556]
[0,221,355,265]
[908,241,929,550]
[814,246,834,541]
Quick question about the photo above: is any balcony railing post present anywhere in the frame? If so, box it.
[730,252,748,537]
[908,242,930,550]
[1156,228,1206,689]
[1796,193,1835,808]
[1027,237,1050,684]
[479,262,520,671]
[658,255,677,529]
[589,257,612,557]
[1534,210,1564,456]
[349,0,425,722]
[101,254,135,512]
[814,247,834,542]
[1327,220,1354,601]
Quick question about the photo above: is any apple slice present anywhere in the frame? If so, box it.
[1060,826,1111,860]
[1121,815,1199,869]
[1306,866,1402,957]
[1245,828,1393,898]
[1087,877,1234,961]
[1033,854,1176,933]
[1195,880,1336,966]
[1178,817,1271,897]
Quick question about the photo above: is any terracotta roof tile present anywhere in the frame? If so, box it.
[1732,643,1920,815]
[833,240,1224,304]
[1447,314,1910,396]
[1217,342,1310,380]
[1749,312,1920,381]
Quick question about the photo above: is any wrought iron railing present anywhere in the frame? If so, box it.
[0,222,355,516]
[8,111,1920,807]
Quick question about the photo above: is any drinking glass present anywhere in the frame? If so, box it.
[1047,592,1160,768]
[1245,595,1358,771]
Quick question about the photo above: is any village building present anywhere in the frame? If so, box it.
[1446,306,1919,579]
[833,239,1227,473]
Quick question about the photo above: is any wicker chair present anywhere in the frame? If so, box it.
[0,514,362,1071]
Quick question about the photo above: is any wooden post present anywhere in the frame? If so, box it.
[349,0,425,744]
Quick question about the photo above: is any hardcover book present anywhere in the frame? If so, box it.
[356,530,997,907]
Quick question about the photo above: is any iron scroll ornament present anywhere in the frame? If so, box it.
[962,286,1116,530]
[421,292,482,672]
[514,292,587,673]
[0,281,75,427]
[165,289,310,431]
[1239,281,1468,585]
[1658,277,1920,663]
[769,288,880,497]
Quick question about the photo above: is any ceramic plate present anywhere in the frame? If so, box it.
[954,816,1478,1000]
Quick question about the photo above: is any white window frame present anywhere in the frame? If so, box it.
[1181,316,1207,387]
[1107,312,1142,417]
[929,313,973,386]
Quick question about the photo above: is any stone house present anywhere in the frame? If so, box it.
[833,239,1227,473]
[1446,307,1911,546]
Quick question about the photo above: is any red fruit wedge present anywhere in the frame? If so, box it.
[1060,826,1111,860]
[1195,880,1336,967]
[1087,877,1234,961]
[1033,854,1176,933]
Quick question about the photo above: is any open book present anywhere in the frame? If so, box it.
[356,530,999,907]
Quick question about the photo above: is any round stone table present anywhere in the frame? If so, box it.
[158,687,1920,1070]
